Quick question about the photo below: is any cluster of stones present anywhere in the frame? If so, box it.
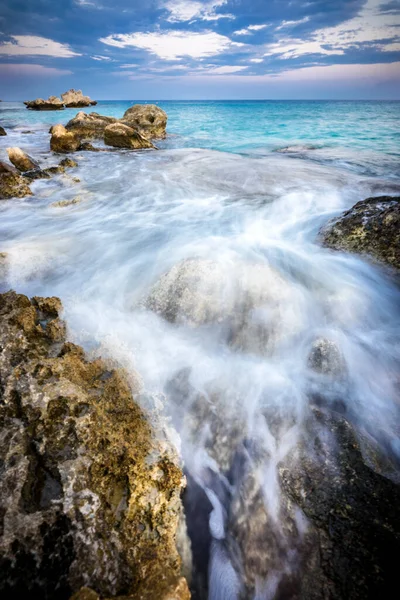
[50,104,167,152]
[24,89,97,110]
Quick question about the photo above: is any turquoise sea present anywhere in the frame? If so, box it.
[1,100,400,598]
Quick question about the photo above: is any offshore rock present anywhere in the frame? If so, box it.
[50,124,81,153]
[121,104,167,139]
[0,126,6,136]
[321,195,400,270]
[61,89,97,108]
[24,96,64,110]
[6,147,40,172]
[0,291,190,599]
[104,123,155,149]
[66,112,117,139]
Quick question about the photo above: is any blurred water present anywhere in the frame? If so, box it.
[1,100,400,598]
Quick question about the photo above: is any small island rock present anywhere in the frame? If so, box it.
[24,95,64,110]
[61,89,97,108]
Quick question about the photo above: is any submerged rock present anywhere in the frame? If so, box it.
[307,338,345,377]
[321,195,400,270]
[0,291,190,599]
[59,157,78,168]
[51,196,82,208]
[24,96,64,110]
[50,124,81,153]
[61,89,97,108]
[104,122,155,149]
[65,111,117,139]
[121,104,167,139]
[6,147,39,172]
[0,126,6,136]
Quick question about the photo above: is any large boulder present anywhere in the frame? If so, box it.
[65,111,117,139]
[0,126,6,136]
[0,161,32,199]
[61,89,97,108]
[0,291,190,599]
[321,195,400,270]
[6,147,39,172]
[104,122,155,149]
[121,104,167,139]
[50,124,81,153]
[24,96,64,110]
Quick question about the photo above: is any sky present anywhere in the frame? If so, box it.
[0,0,399,100]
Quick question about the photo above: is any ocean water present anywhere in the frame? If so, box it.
[1,100,400,598]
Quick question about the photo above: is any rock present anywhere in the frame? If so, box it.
[0,171,32,199]
[0,251,8,281]
[6,147,39,172]
[61,89,97,108]
[50,124,80,153]
[51,197,82,208]
[0,160,18,175]
[320,195,400,270]
[77,142,104,152]
[59,157,78,168]
[24,96,64,110]
[23,169,52,180]
[307,338,345,376]
[121,104,167,139]
[66,112,117,139]
[104,123,155,149]
[0,126,6,136]
[0,291,189,598]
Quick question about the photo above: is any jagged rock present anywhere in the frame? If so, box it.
[0,291,190,599]
[6,147,39,172]
[50,124,80,153]
[104,123,155,149]
[24,96,64,110]
[0,170,32,199]
[59,157,78,168]
[121,104,167,139]
[23,169,52,180]
[307,338,345,376]
[61,89,97,108]
[66,112,117,139]
[320,195,400,270]
[0,126,6,136]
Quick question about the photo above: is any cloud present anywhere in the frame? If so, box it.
[250,58,264,63]
[234,24,268,35]
[248,24,268,31]
[100,30,244,60]
[206,65,248,74]
[162,0,234,22]
[119,63,140,68]
[275,17,310,30]
[0,63,73,76]
[0,35,80,58]
[91,54,113,61]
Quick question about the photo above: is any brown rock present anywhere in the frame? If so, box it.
[66,111,117,139]
[61,89,97,108]
[0,126,6,136]
[104,122,155,149]
[59,157,78,168]
[0,160,18,175]
[50,124,81,153]
[6,147,39,172]
[0,172,32,199]
[121,104,167,139]
[24,96,64,110]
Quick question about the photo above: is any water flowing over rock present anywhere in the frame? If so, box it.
[50,124,81,153]
[6,147,39,172]
[307,338,345,377]
[24,96,64,111]
[0,291,190,599]
[121,104,168,139]
[321,195,400,270]
[65,112,117,139]
[0,161,32,199]
[0,126,6,136]
[104,123,155,149]
[61,89,97,108]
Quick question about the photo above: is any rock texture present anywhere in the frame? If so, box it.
[24,96,64,111]
[50,124,81,153]
[0,161,32,199]
[121,104,167,139]
[321,195,400,270]
[6,147,39,172]
[61,89,97,108]
[65,112,117,139]
[0,126,6,136]
[104,123,155,149]
[0,291,190,600]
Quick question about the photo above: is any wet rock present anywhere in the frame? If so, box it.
[0,251,8,281]
[0,126,6,136]
[50,124,80,153]
[104,123,155,149]
[321,195,400,270]
[66,112,117,139]
[307,338,345,376]
[0,160,18,175]
[23,168,52,180]
[6,147,39,172]
[51,197,82,208]
[0,171,32,200]
[61,89,97,108]
[121,104,167,139]
[24,96,64,110]
[77,141,104,152]
[0,291,189,599]
[59,157,78,168]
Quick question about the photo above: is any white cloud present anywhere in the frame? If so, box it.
[91,54,113,61]
[250,58,264,63]
[233,29,249,36]
[206,65,248,74]
[162,0,234,22]
[100,30,243,60]
[248,24,268,31]
[267,0,400,59]
[275,17,310,30]
[234,24,268,35]
[0,35,80,58]
[0,63,73,76]
[119,63,139,68]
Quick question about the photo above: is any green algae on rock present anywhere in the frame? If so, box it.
[0,291,190,600]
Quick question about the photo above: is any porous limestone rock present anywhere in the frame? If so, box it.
[104,123,155,149]
[66,112,117,139]
[0,163,32,199]
[61,89,97,108]
[24,96,64,110]
[0,291,190,599]
[50,124,81,153]
[121,104,167,139]
[7,147,39,172]
[320,195,400,270]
